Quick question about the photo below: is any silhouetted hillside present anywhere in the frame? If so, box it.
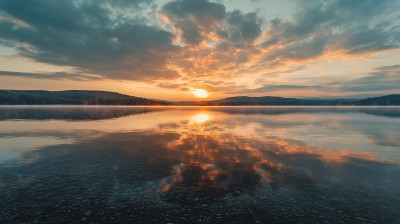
[0,90,399,105]
[354,94,400,105]
[185,96,351,106]
[0,90,167,105]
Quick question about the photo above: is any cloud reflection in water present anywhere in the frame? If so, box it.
[0,107,399,223]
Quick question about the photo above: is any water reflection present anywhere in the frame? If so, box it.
[0,106,165,121]
[191,113,211,123]
[1,106,400,121]
[0,107,400,223]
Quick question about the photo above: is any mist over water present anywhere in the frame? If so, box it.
[0,106,399,224]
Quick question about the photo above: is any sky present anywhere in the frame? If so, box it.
[0,0,400,101]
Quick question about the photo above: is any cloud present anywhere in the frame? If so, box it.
[0,0,179,81]
[0,70,102,81]
[162,0,262,46]
[162,0,226,45]
[335,24,400,54]
[238,85,321,93]
[219,10,262,43]
[265,35,328,60]
[159,0,265,88]
[157,82,182,89]
[341,65,400,92]
[252,0,400,75]
[238,64,400,95]
[0,0,399,93]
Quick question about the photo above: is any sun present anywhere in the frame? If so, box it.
[192,89,208,98]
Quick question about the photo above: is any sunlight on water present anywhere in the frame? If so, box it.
[191,113,211,123]
[0,106,399,223]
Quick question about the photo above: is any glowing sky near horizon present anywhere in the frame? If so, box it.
[0,0,400,100]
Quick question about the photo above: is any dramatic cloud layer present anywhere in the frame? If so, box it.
[0,0,399,97]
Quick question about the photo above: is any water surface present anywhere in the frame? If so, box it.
[0,106,399,224]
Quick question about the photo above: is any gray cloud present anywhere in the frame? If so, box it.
[334,24,400,54]
[162,0,226,45]
[257,0,400,69]
[266,36,328,60]
[0,0,180,81]
[0,70,102,81]
[157,82,181,89]
[219,10,262,43]
[283,0,394,38]
[162,0,262,46]
[238,85,321,93]
[341,65,400,92]
[376,64,400,72]
[238,64,400,94]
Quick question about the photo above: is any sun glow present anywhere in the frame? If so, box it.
[192,89,208,98]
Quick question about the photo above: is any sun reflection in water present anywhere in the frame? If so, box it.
[191,113,211,123]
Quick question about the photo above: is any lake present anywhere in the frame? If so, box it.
[0,106,399,224]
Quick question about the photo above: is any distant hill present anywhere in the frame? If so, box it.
[354,94,400,105]
[212,96,307,105]
[0,90,399,106]
[204,96,311,105]
[0,90,167,105]
[193,95,400,106]
[185,96,351,106]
